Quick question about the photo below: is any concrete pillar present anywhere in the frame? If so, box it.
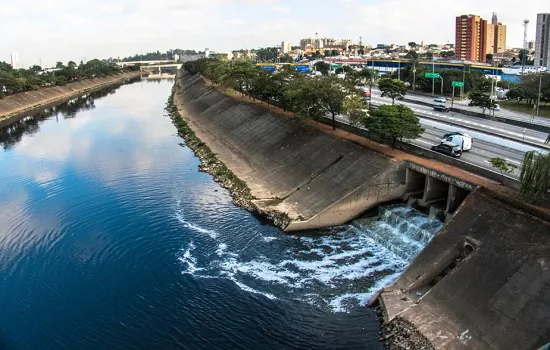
[406,168,425,192]
[446,185,470,214]
[422,175,448,204]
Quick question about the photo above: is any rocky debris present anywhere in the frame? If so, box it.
[167,83,291,227]
[379,318,435,350]
[371,300,434,350]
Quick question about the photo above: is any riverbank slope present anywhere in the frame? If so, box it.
[0,72,142,123]
[173,71,410,230]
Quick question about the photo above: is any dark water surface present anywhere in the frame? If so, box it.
[0,80,392,349]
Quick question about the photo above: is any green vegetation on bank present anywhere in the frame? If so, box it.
[165,82,254,207]
[0,60,137,98]
[183,58,423,147]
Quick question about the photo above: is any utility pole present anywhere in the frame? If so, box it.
[536,71,542,116]
[522,20,529,76]
[412,61,416,92]
[432,57,435,96]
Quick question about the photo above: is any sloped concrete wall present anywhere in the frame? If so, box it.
[286,161,408,230]
[177,72,402,225]
[384,188,550,349]
[0,72,141,121]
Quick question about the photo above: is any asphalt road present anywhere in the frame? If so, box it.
[334,112,526,178]
[371,86,550,128]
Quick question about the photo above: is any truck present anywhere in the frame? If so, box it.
[441,132,473,151]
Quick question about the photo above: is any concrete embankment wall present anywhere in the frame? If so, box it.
[378,187,550,349]
[0,72,141,123]
[176,72,407,229]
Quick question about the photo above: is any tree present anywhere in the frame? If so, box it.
[378,78,407,105]
[56,61,64,69]
[519,151,550,202]
[518,49,530,65]
[426,52,433,59]
[408,42,418,48]
[489,157,517,174]
[486,53,494,63]
[364,105,424,148]
[405,51,419,61]
[343,94,367,133]
[468,90,496,115]
[314,61,330,75]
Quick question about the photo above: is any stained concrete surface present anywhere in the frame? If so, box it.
[177,72,402,228]
[380,187,550,349]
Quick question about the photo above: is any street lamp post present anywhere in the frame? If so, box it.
[461,64,466,99]
[412,61,416,92]
[440,76,444,97]
[432,57,435,96]
[536,70,543,117]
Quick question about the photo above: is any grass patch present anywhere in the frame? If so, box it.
[500,100,550,119]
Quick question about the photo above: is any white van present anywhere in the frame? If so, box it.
[441,132,473,151]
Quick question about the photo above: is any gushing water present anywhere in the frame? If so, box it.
[177,203,443,313]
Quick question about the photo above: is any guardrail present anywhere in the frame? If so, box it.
[402,97,550,134]
[317,115,522,190]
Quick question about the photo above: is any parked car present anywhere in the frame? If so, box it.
[431,141,463,158]
[434,104,450,112]
[434,96,447,103]
[441,133,473,151]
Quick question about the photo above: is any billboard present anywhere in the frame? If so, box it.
[294,65,310,73]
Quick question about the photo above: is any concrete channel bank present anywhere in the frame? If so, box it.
[174,71,550,349]
[0,71,142,124]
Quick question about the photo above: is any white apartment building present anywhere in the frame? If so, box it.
[10,52,20,69]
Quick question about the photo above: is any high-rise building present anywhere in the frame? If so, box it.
[535,13,550,68]
[455,13,506,62]
[281,41,291,54]
[455,15,483,61]
[492,13,507,53]
[10,52,20,69]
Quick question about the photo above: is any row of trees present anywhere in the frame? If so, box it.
[183,59,424,147]
[506,73,550,105]
[0,59,132,97]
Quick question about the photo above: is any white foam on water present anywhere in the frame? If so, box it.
[175,204,442,313]
[178,242,202,274]
[174,209,218,239]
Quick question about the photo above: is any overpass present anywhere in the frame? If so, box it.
[116,60,176,67]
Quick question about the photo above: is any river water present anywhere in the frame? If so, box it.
[0,79,442,349]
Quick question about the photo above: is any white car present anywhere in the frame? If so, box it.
[492,104,501,111]
[434,97,447,103]
[441,132,473,151]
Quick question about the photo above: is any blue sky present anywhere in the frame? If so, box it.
[0,0,548,67]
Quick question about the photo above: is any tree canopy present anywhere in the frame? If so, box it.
[0,59,127,98]
[469,90,496,114]
[378,78,407,104]
[519,151,550,202]
[364,104,424,148]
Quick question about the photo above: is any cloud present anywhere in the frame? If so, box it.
[0,0,547,66]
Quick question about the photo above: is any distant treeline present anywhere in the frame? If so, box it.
[0,60,136,98]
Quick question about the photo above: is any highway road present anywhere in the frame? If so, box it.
[370,86,550,129]
[335,113,526,177]
[370,96,549,148]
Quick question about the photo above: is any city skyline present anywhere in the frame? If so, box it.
[0,0,548,66]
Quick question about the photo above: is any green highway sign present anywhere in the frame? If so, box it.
[452,81,465,87]
[425,72,440,78]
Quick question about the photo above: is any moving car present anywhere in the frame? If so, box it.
[431,141,463,158]
[440,133,473,151]
[491,103,501,111]
[434,104,450,112]
[434,96,447,103]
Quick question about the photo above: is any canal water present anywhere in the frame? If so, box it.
[0,79,442,349]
